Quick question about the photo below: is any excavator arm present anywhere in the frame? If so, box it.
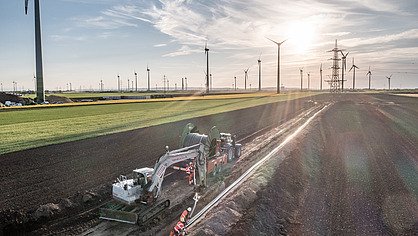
[146,143,204,199]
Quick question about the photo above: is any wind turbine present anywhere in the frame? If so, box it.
[366,66,372,90]
[340,51,349,92]
[267,37,286,94]
[134,71,138,92]
[147,65,150,91]
[25,0,45,103]
[320,64,323,90]
[163,75,167,92]
[307,72,311,90]
[210,74,213,91]
[117,75,120,92]
[204,42,209,93]
[182,78,184,90]
[299,68,303,91]
[258,53,262,91]
[348,58,359,90]
[234,76,237,90]
[244,68,250,90]
[386,74,393,90]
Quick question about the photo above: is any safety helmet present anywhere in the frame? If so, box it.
[187,207,192,212]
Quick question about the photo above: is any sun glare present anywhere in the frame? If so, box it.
[285,21,316,54]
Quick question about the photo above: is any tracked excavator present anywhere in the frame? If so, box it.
[99,123,241,228]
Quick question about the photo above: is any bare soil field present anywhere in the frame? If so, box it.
[224,94,418,235]
[0,94,318,235]
[2,93,416,235]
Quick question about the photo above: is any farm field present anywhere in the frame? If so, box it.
[0,94,317,235]
[202,93,418,235]
[0,92,315,154]
[22,91,188,99]
[1,93,417,235]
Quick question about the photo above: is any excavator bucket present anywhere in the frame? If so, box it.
[99,202,138,224]
[99,200,170,226]
[99,208,138,224]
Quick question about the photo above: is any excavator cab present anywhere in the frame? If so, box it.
[133,168,154,188]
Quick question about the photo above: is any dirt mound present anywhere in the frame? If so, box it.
[46,95,73,104]
[0,92,35,105]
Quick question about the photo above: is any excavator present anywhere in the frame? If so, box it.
[99,123,241,228]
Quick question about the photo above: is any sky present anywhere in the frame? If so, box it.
[0,0,417,91]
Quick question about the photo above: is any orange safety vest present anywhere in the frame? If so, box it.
[174,221,185,233]
[180,210,189,222]
[185,164,193,175]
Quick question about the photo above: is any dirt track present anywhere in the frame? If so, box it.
[225,94,418,235]
[0,95,316,234]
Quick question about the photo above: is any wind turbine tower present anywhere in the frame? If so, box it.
[386,74,393,90]
[327,39,342,92]
[340,51,349,92]
[25,0,45,103]
[299,68,303,91]
[349,58,359,90]
[267,38,286,94]
[234,76,237,90]
[307,72,311,90]
[117,75,120,92]
[366,66,372,90]
[134,71,138,92]
[182,78,184,90]
[210,74,213,90]
[205,43,210,93]
[257,54,262,91]
[244,68,249,90]
[320,64,323,90]
[163,75,167,92]
[147,65,150,91]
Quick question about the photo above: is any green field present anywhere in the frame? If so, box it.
[22,92,175,99]
[0,92,316,154]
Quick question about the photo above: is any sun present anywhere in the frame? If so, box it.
[285,21,316,54]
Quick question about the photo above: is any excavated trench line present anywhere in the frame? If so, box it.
[186,104,330,229]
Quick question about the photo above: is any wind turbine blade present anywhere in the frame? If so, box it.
[266,37,279,44]
[258,52,262,60]
[349,66,353,72]
[280,39,287,45]
[346,52,349,57]
[25,0,29,15]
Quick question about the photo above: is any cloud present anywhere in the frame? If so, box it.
[342,29,418,47]
[162,45,200,57]
[50,34,87,42]
[154,43,167,47]
[73,15,138,29]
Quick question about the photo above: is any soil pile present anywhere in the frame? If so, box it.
[46,95,73,104]
[0,92,35,105]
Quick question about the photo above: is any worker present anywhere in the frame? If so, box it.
[185,162,194,185]
[180,207,192,223]
[172,220,186,236]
